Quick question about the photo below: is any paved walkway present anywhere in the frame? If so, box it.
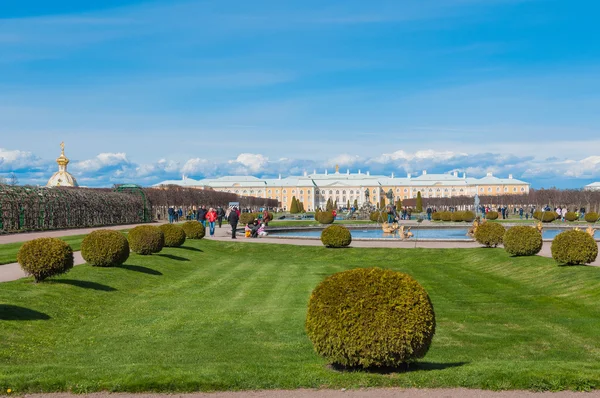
[21,389,600,398]
[0,222,159,245]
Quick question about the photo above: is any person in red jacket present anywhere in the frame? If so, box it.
[206,208,218,236]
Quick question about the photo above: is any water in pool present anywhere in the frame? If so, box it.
[270,228,571,240]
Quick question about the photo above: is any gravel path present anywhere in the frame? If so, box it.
[19,389,600,398]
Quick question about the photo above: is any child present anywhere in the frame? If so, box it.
[244,223,252,238]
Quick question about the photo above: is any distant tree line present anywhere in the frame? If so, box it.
[401,189,600,213]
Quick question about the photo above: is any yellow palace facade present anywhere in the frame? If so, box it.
[154,166,530,211]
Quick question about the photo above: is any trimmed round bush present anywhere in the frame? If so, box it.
[431,212,441,221]
[440,211,452,221]
[474,222,505,247]
[81,230,129,267]
[318,211,335,224]
[565,211,578,222]
[17,238,74,282]
[369,211,381,222]
[462,211,476,222]
[321,225,352,248]
[503,226,542,256]
[551,229,598,265]
[159,224,186,247]
[485,211,499,220]
[541,211,557,222]
[451,211,464,222]
[240,212,258,225]
[585,212,599,223]
[306,267,435,368]
[128,225,164,255]
[181,221,205,239]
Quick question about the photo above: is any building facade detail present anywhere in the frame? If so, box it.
[47,142,79,187]
[155,169,530,211]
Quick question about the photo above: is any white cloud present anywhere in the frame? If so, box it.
[5,147,600,188]
[74,152,129,172]
[229,153,269,173]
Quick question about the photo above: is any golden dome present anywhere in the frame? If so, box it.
[47,142,78,187]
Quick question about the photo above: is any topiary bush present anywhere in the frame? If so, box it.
[541,211,557,222]
[585,212,599,223]
[431,212,441,221]
[320,225,352,248]
[81,230,129,267]
[17,238,74,282]
[306,267,435,368]
[181,220,205,239]
[440,211,452,221]
[503,226,542,256]
[128,225,164,255]
[451,211,464,222]
[318,211,335,224]
[462,211,476,222]
[474,222,505,247]
[240,212,258,225]
[551,229,598,265]
[485,211,499,220]
[565,211,578,222]
[369,211,381,222]
[159,224,186,247]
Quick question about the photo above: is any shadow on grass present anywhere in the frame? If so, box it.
[51,279,117,292]
[157,253,190,262]
[0,304,51,321]
[178,246,203,252]
[329,361,468,374]
[117,264,163,275]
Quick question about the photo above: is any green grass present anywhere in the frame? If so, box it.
[0,235,87,265]
[2,241,600,393]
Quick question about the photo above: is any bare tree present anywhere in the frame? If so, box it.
[8,172,18,186]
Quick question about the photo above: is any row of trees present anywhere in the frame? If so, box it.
[409,189,600,213]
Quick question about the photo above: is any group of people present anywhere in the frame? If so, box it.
[386,205,414,222]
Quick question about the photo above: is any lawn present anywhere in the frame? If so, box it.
[2,240,600,393]
[0,234,87,265]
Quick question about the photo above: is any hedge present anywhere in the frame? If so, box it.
[128,225,164,255]
[159,224,186,247]
[181,221,205,239]
[474,222,505,247]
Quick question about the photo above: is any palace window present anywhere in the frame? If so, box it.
[513,187,517,192]
[404,188,408,193]
[350,190,354,194]
[268,190,271,194]
[243,190,247,194]
[307,190,311,194]
[321,190,325,194]
[292,190,295,194]
[336,190,340,194]
[521,187,525,192]
[283,189,287,194]
[342,190,346,194]
[496,187,500,192]
[235,190,239,194]
[329,190,333,194]
[396,188,400,193]
[276,190,279,194]
[488,188,492,192]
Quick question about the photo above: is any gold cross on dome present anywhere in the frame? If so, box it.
[60,141,65,155]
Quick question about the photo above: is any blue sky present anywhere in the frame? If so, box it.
[1,0,600,188]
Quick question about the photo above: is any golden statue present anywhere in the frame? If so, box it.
[586,226,596,238]
[467,218,481,237]
[335,164,340,173]
[382,221,399,234]
[399,225,413,240]
[536,221,543,233]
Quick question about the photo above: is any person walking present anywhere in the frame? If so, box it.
[227,206,240,239]
[217,206,226,228]
[197,205,208,227]
[167,207,175,224]
[262,209,271,226]
[206,207,217,237]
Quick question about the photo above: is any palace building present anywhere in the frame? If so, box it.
[154,166,530,211]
